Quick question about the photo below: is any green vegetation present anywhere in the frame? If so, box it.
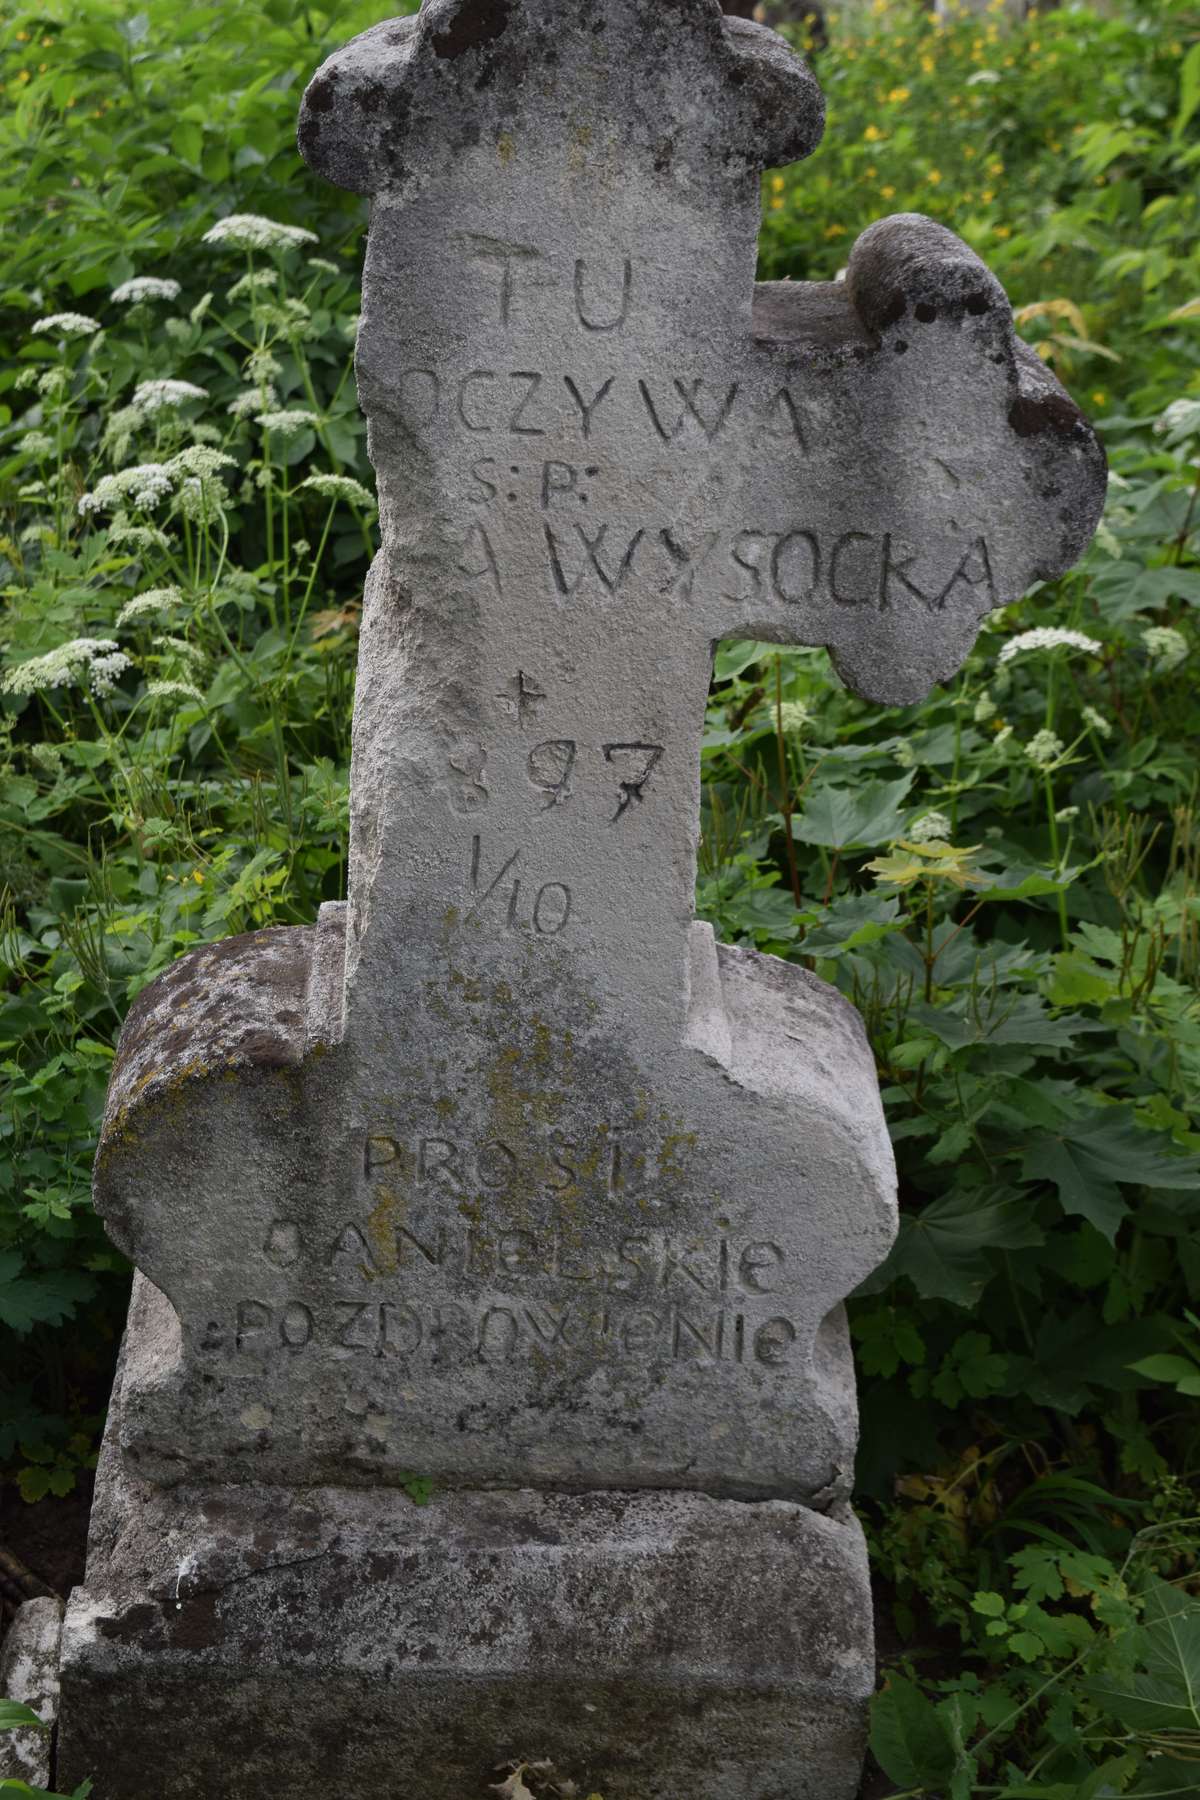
[1,0,1199,1794]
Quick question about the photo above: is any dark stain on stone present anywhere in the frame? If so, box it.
[98,1601,160,1643]
[914,300,936,323]
[879,291,906,328]
[1009,390,1082,439]
[305,71,336,114]
[168,1590,222,1651]
[966,289,990,314]
[430,0,514,61]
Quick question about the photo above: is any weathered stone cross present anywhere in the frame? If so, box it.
[48,4,1104,1795]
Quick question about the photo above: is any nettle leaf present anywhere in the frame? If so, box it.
[863,1187,1043,1307]
[869,1676,957,1790]
[792,773,914,850]
[1022,1109,1200,1243]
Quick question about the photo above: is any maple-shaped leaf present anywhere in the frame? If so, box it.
[866,840,986,890]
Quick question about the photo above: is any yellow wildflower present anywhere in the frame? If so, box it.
[988,159,1004,175]
[881,184,896,199]
[1092,391,1107,406]
[994,224,1011,238]
[864,124,884,142]
[981,188,995,203]
[921,54,934,73]
[1003,55,1015,66]
[770,197,783,211]
[41,34,53,45]
[887,86,911,103]
[964,145,977,159]
[824,223,847,238]
[15,28,28,40]
[927,168,943,185]
[17,67,30,82]
[771,174,785,193]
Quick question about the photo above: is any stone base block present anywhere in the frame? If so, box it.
[57,1440,873,1799]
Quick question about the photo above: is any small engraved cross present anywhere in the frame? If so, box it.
[495,669,546,727]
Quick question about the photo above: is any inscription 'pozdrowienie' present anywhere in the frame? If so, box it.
[51,4,1108,1796]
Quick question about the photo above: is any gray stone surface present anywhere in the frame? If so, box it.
[0,1596,63,1787]
[57,2,1107,1794]
[58,1405,872,1800]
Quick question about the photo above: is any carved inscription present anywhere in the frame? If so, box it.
[395,367,803,449]
[216,1296,799,1370]
[469,835,572,934]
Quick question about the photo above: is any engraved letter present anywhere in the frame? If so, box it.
[603,742,664,821]
[236,1300,272,1349]
[458,369,497,432]
[738,1242,784,1294]
[574,257,632,332]
[477,1140,518,1190]
[830,532,877,607]
[727,530,771,603]
[660,528,718,600]
[470,456,498,502]
[509,371,547,436]
[532,883,572,935]
[880,535,931,611]
[478,1307,520,1363]
[280,1302,314,1350]
[528,739,576,808]
[541,461,578,507]
[935,536,995,612]
[753,1317,797,1366]
[419,1137,463,1190]
[365,1135,400,1177]
[772,530,821,605]
[467,236,540,325]
[563,374,614,438]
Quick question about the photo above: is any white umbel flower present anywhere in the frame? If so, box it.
[1081,705,1112,739]
[117,587,185,627]
[908,810,953,844]
[112,277,181,304]
[131,379,208,413]
[31,312,101,338]
[1024,729,1064,770]
[998,627,1102,665]
[1142,626,1188,672]
[145,679,202,702]
[78,463,174,515]
[228,384,279,418]
[2,638,130,696]
[297,473,376,507]
[203,214,318,252]
[255,408,320,436]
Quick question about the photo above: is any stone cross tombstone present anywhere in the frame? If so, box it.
[45,2,1104,1795]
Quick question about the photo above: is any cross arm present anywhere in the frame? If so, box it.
[709,216,1108,706]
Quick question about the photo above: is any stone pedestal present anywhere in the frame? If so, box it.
[59,1372,871,1800]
